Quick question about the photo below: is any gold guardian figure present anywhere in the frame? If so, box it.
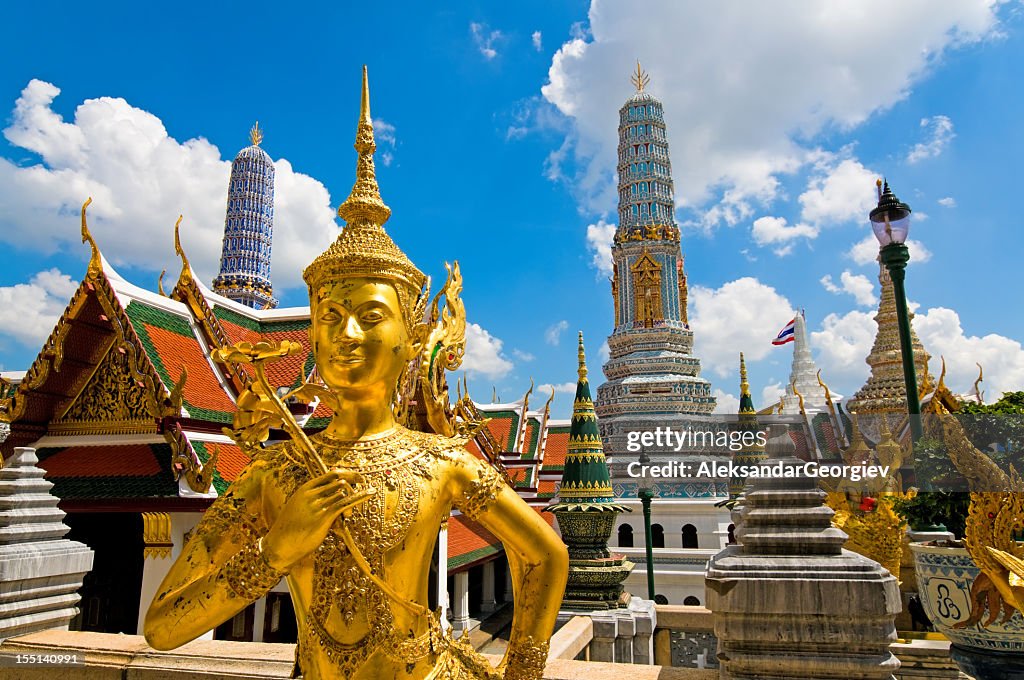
[144,67,568,680]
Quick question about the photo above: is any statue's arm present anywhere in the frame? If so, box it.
[143,460,281,650]
[451,452,569,680]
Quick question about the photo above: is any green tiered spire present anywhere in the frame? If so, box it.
[729,352,767,499]
[547,332,633,611]
[552,332,629,510]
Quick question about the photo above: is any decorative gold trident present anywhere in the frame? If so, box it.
[631,61,650,92]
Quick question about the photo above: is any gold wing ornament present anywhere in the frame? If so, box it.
[413,262,472,437]
[935,413,1024,627]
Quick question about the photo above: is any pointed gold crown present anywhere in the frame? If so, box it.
[303,66,426,314]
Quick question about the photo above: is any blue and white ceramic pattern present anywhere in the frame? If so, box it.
[910,542,1024,652]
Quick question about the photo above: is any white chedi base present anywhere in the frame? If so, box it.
[0,447,94,640]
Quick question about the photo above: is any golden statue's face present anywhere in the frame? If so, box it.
[311,277,413,394]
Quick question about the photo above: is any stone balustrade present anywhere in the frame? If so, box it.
[0,628,718,679]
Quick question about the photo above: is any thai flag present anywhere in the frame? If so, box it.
[772,318,796,346]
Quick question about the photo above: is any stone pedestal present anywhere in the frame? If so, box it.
[0,448,94,640]
[706,425,901,679]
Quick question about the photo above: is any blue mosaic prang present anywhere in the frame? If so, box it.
[212,127,278,309]
[617,95,676,230]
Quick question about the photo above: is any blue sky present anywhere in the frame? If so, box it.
[1,1,1022,418]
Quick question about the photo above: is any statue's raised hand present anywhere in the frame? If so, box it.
[261,469,373,572]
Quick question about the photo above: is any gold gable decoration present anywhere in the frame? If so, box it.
[52,344,157,436]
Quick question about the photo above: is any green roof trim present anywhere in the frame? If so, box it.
[213,305,312,335]
[447,543,504,570]
[192,441,230,494]
[126,300,194,338]
[211,305,262,333]
[36,443,179,500]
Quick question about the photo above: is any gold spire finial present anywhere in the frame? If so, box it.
[791,376,806,415]
[173,215,192,283]
[739,352,750,397]
[250,121,263,146]
[80,197,102,279]
[974,362,985,403]
[631,61,650,92]
[577,331,588,381]
[336,65,390,226]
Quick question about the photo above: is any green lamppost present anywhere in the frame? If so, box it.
[870,178,923,444]
[637,451,656,600]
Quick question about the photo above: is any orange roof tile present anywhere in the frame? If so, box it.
[542,430,569,469]
[143,324,237,416]
[447,514,502,570]
[485,415,513,450]
[39,444,163,477]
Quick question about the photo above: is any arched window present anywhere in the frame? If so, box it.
[727,524,736,545]
[651,523,665,548]
[682,524,698,549]
[683,596,701,606]
[654,594,669,605]
[618,524,634,548]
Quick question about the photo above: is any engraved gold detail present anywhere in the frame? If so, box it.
[142,512,174,559]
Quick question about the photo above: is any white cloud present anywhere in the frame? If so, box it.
[820,270,876,306]
[585,219,616,276]
[751,216,818,248]
[938,196,957,208]
[372,118,397,167]
[913,307,1024,401]
[538,381,576,395]
[799,157,878,226]
[545,320,569,346]
[847,234,933,266]
[907,115,955,164]
[532,31,543,52]
[463,322,514,379]
[690,277,795,378]
[810,309,876,385]
[598,340,610,363]
[541,2,1003,218]
[470,22,503,60]
[0,269,79,347]
[0,80,338,292]
[760,382,786,409]
[512,349,535,362]
[712,389,740,414]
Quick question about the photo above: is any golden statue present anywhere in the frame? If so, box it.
[144,67,568,680]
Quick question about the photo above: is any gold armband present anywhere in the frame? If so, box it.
[504,637,549,680]
[455,462,506,520]
[223,538,283,601]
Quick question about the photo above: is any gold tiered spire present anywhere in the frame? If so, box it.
[249,121,263,146]
[337,65,391,227]
[848,262,931,415]
[303,67,425,310]
[630,61,650,92]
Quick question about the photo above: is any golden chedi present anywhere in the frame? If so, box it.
[144,67,568,680]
